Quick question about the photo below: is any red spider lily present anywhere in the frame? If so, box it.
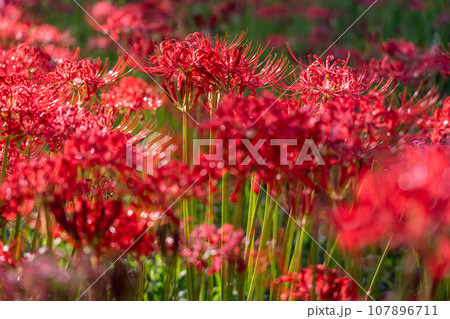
[48,104,112,149]
[181,223,245,275]
[132,32,287,109]
[0,44,53,80]
[394,86,440,132]
[432,44,450,75]
[0,81,112,152]
[333,145,450,278]
[1,129,206,254]
[206,92,397,196]
[2,0,449,301]
[42,56,127,102]
[26,24,72,47]
[50,197,157,256]
[0,43,114,152]
[89,0,174,42]
[209,33,288,95]
[382,38,418,59]
[0,43,78,85]
[274,265,359,301]
[369,56,429,85]
[423,97,450,143]
[368,39,449,85]
[133,32,219,97]
[0,83,59,138]
[206,93,317,193]
[313,93,398,164]
[0,138,28,177]
[284,54,391,107]
[0,4,72,48]
[91,1,117,25]
[101,76,162,112]
[2,164,133,255]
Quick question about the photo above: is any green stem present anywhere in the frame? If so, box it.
[44,203,52,252]
[1,135,11,183]
[245,180,257,240]
[289,216,307,273]
[208,179,214,225]
[281,182,302,272]
[164,261,173,300]
[182,110,189,165]
[199,271,206,301]
[221,264,229,301]
[219,173,229,300]
[269,199,280,300]
[245,184,261,292]
[182,108,197,300]
[232,186,245,228]
[31,208,41,254]
[221,174,229,225]
[248,186,273,301]
[207,92,217,226]
[324,238,338,268]
[365,238,392,301]
[309,218,319,266]
[1,221,7,244]
[182,110,191,236]
[14,214,22,260]
[282,218,295,271]
[220,187,246,300]
[237,271,245,300]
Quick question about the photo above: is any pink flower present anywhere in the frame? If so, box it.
[181,223,245,275]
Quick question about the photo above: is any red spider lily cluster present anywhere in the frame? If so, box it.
[424,97,450,143]
[0,0,449,302]
[284,54,385,106]
[368,39,450,85]
[101,76,162,113]
[131,32,288,108]
[1,129,208,255]
[182,223,245,275]
[89,0,176,43]
[274,265,358,301]
[333,145,450,279]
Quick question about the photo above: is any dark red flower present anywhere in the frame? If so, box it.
[368,39,449,84]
